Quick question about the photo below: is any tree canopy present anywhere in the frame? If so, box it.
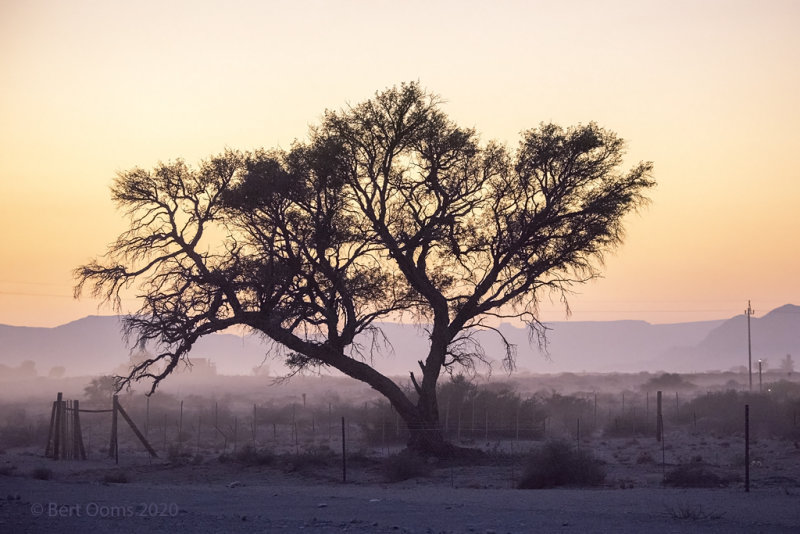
[75,82,654,454]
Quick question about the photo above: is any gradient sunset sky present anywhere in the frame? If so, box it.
[1,0,798,327]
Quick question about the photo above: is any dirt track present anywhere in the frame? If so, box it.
[2,454,799,533]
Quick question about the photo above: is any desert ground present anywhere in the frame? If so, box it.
[2,431,800,533]
[2,372,799,532]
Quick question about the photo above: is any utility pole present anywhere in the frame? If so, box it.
[758,359,763,393]
[746,300,754,392]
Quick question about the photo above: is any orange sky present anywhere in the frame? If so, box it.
[1,0,798,327]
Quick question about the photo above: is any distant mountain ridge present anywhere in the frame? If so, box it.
[0,305,797,378]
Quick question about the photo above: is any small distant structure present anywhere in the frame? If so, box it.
[181,357,217,376]
[781,354,794,377]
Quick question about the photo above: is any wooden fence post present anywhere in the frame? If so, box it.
[112,395,119,464]
[252,404,257,448]
[116,399,158,458]
[109,394,118,459]
[54,391,66,460]
[656,391,663,442]
[745,404,750,492]
[341,416,347,483]
[46,397,58,458]
[73,399,86,460]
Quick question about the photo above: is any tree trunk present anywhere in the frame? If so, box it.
[403,411,483,458]
[406,419,453,456]
[405,383,449,455]
[402,380,482,458]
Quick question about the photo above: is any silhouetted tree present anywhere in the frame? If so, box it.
[780,354,794,376]
[83,375,117,405]
[75,82,654,455]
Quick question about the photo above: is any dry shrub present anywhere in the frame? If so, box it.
[636,451,656,464]
[666,502,724,521]
[31,467,53,480]
[102,470,129,484]
[167,444,192,465]
[232,446,275,466]
[663,463,724,488]
[218,446,274,466]
[0,464,17,476]
[518,441,605,489]
[284,446,335,473]
[382,452,429,482]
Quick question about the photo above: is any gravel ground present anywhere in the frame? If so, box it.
[2,436,799,533]
[2,477,800,533]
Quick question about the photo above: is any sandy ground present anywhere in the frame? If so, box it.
[2,434,800,533]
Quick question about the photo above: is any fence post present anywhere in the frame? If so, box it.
[471,397,476,438]
[109,395,118,459]
[233,416,238,452]
[116,398,158,458]
[46,396,58,458]
[656,391,663,442]
[341,416,347,483]
[63,400,71,459]
[59,397,67,459]
[745,404,750,492]
[660,414,665,482]
[112,395,119,464]
[73,399,86,460]
[457,404,462,442]
[444,399,450,437]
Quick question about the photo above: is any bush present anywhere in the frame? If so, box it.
[102,470,129,484]
[518,441,605,489]
[231,446,274,466]
[665,502,724,521]
[663,463,724,488]
[167,444,192,465]
[603,414,650,438]
[0,464,17,476]
[31,467,53,480]
[642,373,696,391]
[382,452,429,482]
[636,451,656,464]
[284,446,335,473]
